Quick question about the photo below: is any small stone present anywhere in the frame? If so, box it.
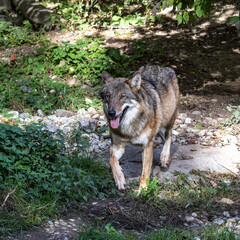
[31,116,42,122]
[1,57,11,65]
[197,130,206,137]
[51,75,61,81]
[194,237,201,240]
[213,218,225,225]
[223,211,230,218]
[185,216,195,222]
[8,111,19,119]
[178,113,188,120]
[227,217,239,223]
[180,124,187,129]
[172,130,180,136]
[185,118,192,124]
[68,77,80,86]
[192,110,201,115]
[192,212,197,217]
[92,114,100,119]
[50,89,56,93]
[219,198,234,204]
[77,108,87,117]
[20,112,30,119]
[48,221,53,225]
[55,109,74,118]
[175,119,183,124]
[37,109,44,117]
[87,107,97,115]
[48,115,57,121]
[48,124,59,133]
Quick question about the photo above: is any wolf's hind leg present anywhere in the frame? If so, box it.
[110,144,126,190]
[160,128,172,171]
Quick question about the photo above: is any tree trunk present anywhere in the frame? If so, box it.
[11,0,53,27]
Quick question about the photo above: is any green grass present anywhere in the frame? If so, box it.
[77,224,238,240]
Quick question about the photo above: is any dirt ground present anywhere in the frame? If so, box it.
[2,1,240,239]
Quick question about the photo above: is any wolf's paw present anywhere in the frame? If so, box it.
[160,164,170,172]
[113,172,126,190]
[160,154,171,171]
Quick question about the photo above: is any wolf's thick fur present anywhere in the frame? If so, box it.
[100,66,179,190]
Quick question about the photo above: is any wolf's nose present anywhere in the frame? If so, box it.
[108,109,116,117]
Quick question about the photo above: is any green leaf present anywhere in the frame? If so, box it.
[183,11,189,23]
[177,2,182,10]
[229,16,239,24]
[176,13,183,25]
[196,6,203,18]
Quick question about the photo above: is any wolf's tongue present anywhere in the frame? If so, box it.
[110,116,120,129]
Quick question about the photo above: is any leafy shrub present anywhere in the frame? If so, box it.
[50,37,128,85]
[0,123,115,204]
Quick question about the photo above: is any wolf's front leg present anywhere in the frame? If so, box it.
[160,128,172,170]
[139,141,154,189]
[110,144,126,190]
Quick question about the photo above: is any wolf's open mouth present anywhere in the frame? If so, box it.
[110,106,129,129]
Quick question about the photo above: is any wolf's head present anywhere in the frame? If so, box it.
[100,71,142,129]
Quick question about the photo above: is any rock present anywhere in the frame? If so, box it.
[219,198,234,204]
[178,113,188,120]
[68,77,81,86]
[55,109,74,118]
[92,114,100,119]
[87,107,97,115]
[185,118,192,124]
[192,212,197,217]
[180,124,187,129]
[172,130,180,136]
[37,109,44,117]
[79,118,98,131]
[48,115,57,121]
[77,108,88,118]
[1,57,11,65]
[223,211,230,218]
[31,116,43,122]
[197,130,206,137]
[47,123,59,133]
[8,111,19,119]
[192,110,201,115]
[20,112,30,119]
[50,89,55,93]
[213,218,225,225]
[51,75,61,81]
[185,216,195,222]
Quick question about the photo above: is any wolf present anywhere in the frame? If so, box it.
[100,66,179,190]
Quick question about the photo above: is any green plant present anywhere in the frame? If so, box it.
[0,123,115,225]
[137,177,160,201]
[172,171,191,186]
[0,36,131,113]
[50,38,128,84]
[222,105,240,126]
[0,22,47,49]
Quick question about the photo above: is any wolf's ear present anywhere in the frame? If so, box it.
[128,72,141,90]
[102,71,114,84]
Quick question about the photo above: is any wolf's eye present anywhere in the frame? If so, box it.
[121,95,126,100]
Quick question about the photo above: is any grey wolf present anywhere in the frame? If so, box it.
[100,66,179,190]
